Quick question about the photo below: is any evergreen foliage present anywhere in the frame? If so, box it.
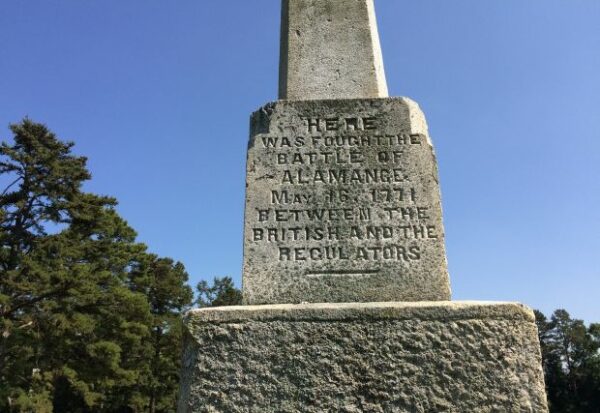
[0,120,195,412]
[535,309,600,413]
[195,276,242,308]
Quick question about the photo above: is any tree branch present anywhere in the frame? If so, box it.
[1,176,22,196]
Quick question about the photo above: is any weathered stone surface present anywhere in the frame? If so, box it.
[243,98,450,305]
[279,0,388,100]
[178,301,549,413]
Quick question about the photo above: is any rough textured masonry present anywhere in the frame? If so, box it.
[243,98,450,305]
[178,301,549,413]
[279,0,388,100]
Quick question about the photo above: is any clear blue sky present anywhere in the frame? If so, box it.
[1,1,598,322]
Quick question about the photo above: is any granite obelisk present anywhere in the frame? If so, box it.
[178,1,549,411]
[243,0,450,305]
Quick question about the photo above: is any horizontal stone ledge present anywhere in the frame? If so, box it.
[184,301,534,325]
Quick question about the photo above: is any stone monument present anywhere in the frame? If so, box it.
[178,1,549,411]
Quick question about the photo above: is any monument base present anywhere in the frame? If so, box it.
[178,301,548,412]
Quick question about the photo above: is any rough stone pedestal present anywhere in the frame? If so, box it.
[178,301,549,412]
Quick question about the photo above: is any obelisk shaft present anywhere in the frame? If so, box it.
[279,0,389,100]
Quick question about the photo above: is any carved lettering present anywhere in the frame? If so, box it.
[278,244,421,262]
[305,116,380,132]
[247,107,443,294]
[281,168,408,185]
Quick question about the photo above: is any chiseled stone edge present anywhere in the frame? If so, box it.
[184,301,534,326]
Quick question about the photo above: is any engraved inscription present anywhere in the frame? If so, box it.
[243,99,450,304]
[248,125,438,264]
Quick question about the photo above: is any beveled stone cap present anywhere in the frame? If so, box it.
[185,301,536,324]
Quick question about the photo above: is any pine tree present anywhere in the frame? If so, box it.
[535,309,600,413]
[0,119,193,412]
[129,255,193,413]
[195,276,242,308]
